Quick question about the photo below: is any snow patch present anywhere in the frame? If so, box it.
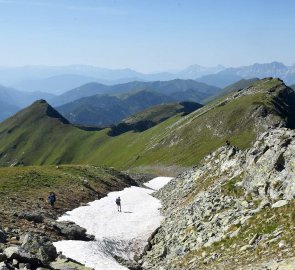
[144,176,173,190]
[54,177,172,270]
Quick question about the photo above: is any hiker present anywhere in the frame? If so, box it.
[116,196,121,212]
[48,192,56,209]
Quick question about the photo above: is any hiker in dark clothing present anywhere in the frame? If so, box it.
[116,197,121,212]
[48,192,56,209]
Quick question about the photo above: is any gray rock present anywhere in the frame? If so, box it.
[4,246,39,266]
[21,233,57,265]
[53,222,94,241]
[18,212,44,223]
[272,200,288,208]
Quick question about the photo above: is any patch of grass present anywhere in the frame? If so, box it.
[0,165,134,197]
[221,174,244,197]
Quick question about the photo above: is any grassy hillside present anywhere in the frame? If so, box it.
[222,77,259,94]
[203,78,260,104]
[0,164,136,234]
[109,101,202,136]
[0,78,294,174]
[123,101,202,124]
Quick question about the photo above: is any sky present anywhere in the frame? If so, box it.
[0,0,295,72]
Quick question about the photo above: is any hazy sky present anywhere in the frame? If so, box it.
[0,0,295,72]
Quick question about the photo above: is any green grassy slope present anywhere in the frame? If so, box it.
[0,78,294,173]
[108,101,202,136]
[123,101,202,124]
[0,164,136,232]
[223,78,260,93]
[204,78,259,104]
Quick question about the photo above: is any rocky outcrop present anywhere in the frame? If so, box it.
[18,212,44,224]
[1,233,57,269]
[52,221,94,241]
[140,127,295,269]
[0,232,93,270]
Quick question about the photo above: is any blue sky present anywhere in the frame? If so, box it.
[0,0,294,72]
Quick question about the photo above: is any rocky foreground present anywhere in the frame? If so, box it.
[139,128,295,269]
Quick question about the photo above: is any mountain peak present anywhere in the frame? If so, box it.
[34,99,48,104]
[3,99,70,126]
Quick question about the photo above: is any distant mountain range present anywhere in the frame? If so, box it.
[0,85,55,121]
[54,80,220,126]
[56,90,200,127]
[51,79,220,107]
[12,74,100,94]
[0,79,221,124]
[1,62,295,125]
[0,101,19,121]
[0,64,224,93]
[1,62,295,94]
[198,62,295,87]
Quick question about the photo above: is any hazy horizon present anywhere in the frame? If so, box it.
[1,0,295,73]
[0,60,293,74]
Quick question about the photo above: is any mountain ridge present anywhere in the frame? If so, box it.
[0,78,294,172]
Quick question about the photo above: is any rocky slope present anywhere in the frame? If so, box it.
[140,127,295,269]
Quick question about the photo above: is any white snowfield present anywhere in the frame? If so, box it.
[54,176,173,270]
[144,177,172,190]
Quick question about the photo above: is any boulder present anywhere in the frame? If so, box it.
[53,222,94,241]
[3,233,58,267]
[3,246,40,266]
[18,212,44,223]
[21,233,57,265]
